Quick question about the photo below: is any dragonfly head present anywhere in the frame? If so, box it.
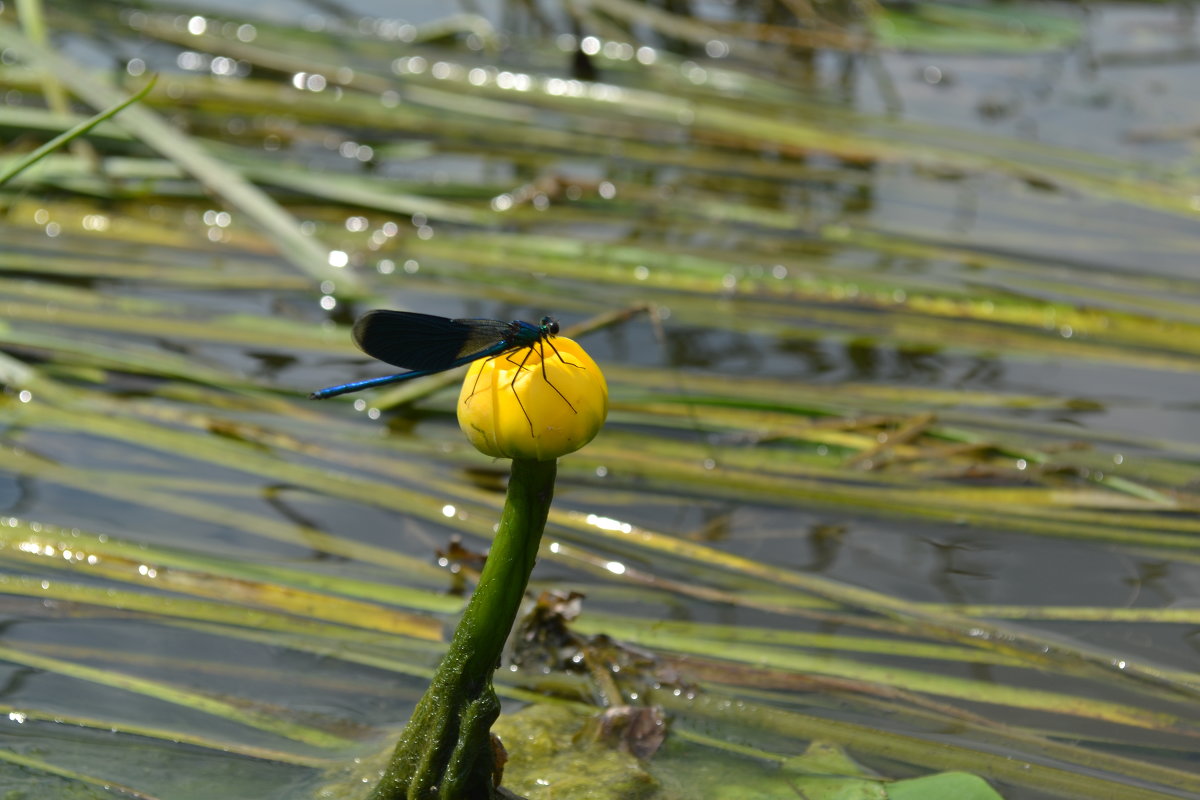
[540,316,559,335]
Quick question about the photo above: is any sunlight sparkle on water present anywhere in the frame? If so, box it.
[81,214,110,232]
[392,56,427,75]
[588,84,622,102]
[603,41,634,60]
[177,51,208,71]
[203,210,231,228]
[704,40,729,58]
[210,56,238,76]
[432,62,462,81]
[586,514,632,534]
[292,72,327,91]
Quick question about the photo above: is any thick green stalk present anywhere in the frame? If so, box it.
[371,458,558,800]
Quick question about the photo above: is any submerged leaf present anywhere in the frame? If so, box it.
[888,771,1003,800]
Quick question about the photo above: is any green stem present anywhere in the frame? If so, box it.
[0,76,157,188]
[371,458,558,800]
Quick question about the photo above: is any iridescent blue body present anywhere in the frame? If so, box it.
[309,311,560,400]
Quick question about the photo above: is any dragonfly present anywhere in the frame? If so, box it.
[310,310,580,425]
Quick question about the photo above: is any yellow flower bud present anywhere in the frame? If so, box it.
[457,336,607,461]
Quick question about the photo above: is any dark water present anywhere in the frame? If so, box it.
[0,1,1198,799]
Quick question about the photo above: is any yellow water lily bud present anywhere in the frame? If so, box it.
[458,336,607,461]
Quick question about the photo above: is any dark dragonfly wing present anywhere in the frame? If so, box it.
[352,311,514,371]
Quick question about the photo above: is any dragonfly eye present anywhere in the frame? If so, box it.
[542,317,559,335]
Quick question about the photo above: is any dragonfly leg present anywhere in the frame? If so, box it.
[504,348,537,434]
[463,355,496,405]
[530,341,578,417]
[545,338,585,370]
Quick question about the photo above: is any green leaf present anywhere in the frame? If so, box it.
[888,771,1005,800]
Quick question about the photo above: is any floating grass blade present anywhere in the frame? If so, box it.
[0,19,363,296]
[0,76,155,186]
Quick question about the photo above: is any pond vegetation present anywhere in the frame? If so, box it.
[0,0,1198,798]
